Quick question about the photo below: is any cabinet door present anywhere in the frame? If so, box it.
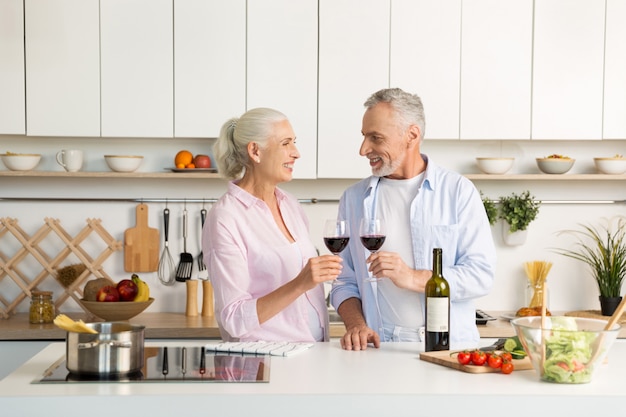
[25,0,100,137]
[460,0,532,140]
[532,0,605,140]
[174,0,245,138]
[100,0,173,137]
[603,0,626,140]
[247,0,318,179]
[0,0,25,135]
[318,0,390,179]
[391,0,461,140]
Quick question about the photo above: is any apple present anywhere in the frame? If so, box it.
[193,154,211,169]
[96,285,120,302]
[116,279,138,301]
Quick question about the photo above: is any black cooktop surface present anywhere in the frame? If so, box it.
[34,346,270,384]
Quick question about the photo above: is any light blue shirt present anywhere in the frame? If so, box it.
[329,155,496,349]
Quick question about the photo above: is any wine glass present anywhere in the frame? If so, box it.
[359,218,386,282]
[323,219,350,255]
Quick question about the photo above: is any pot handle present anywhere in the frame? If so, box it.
[77,340,133,349]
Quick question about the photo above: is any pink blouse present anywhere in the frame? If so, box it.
[202,181,329,342]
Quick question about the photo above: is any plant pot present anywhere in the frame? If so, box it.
[599,296,623,316]
[502,225,528,246]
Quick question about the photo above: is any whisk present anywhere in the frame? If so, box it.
[158,207,176,286]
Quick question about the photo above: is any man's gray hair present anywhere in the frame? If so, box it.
[364,88,426,141]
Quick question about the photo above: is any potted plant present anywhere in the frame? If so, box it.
[480,191,498,226]
[553,217,626,316]
[499,190,541,245]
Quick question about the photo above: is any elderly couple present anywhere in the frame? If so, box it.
[201,88,496,351]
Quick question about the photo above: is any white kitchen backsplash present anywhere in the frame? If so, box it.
[1,135,625,316]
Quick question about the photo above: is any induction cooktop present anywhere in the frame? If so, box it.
[33,346,270,384]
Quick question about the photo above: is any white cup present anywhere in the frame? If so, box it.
[56,149,83,172]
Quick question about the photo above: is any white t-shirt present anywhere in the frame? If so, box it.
[376,174,424,334]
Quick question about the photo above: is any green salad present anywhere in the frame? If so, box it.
[541,317,598,383]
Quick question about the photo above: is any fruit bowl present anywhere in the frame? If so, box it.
[511,316,620,384]
[536,157,575,174]
[0,153,42,171]
[104,155,143,172]
[80,298,154,321]
[475,157,515,175]
[593,157,626,175]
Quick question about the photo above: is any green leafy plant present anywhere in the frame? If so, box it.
[480,192,498,226]
[553,217,626,298]
[499,190,540,233]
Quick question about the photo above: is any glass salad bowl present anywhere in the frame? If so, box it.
[511,316,620,384]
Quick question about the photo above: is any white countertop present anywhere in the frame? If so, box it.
[1,340,626,417]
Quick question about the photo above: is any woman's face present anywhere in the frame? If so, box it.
[257,120,300,184]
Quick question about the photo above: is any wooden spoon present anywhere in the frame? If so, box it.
[540,281,548,376]
[603,296,626,331]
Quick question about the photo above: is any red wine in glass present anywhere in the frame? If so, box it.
[323,219,350,255]
[359,218,386,282]
[324,237,350,254]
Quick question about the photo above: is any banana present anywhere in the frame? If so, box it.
[132,274,150,302]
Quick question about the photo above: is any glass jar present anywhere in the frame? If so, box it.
[525,282,549,309]
[29,291,55,324]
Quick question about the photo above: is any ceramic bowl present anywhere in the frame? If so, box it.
[593,157,626,175]
[104,155,143,172]
[0,153,42,171]
[475,157,515,175]
[536,157,575,174]
[511,316,619,384]
[80,298,154,321]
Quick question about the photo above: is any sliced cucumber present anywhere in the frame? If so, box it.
[503,338,518,352]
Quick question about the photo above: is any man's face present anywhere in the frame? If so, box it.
[360,102,408,178]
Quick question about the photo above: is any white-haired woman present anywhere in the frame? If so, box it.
[202,108,342,342]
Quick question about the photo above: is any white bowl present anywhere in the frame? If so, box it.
[0,153,42,171]
[536,157,575,174]
[593,157,626,175]
[475,157,514,174]
[104,155,143,172]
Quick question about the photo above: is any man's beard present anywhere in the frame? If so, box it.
[372,154,403,177]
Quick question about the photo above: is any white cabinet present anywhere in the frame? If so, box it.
[532,0,605,140]
[24,0,100,137]
[390,0,462,140]
[247,0,318,179]
[100,0,173,138]
[174,0,245,139]
[0,0,25,135]
[603,0,626,140]
[460,0,533,140]
[317,0,390,179]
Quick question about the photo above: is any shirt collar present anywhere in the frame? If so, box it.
[228,180,288,208]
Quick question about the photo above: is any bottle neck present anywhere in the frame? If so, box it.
[432,248,442,277]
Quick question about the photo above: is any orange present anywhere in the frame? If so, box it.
[186,163,195,169]
[174,150,193,167]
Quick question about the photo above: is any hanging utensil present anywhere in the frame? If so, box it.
[197,208,208,280]
[176,205,193,281]
[158,207,176,286]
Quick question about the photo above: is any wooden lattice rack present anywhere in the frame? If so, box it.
[0,217,122,318]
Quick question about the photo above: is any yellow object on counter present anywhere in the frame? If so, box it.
[524,260,553,308]
[53,314,97,334]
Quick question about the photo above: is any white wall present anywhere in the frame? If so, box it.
[1,135,625,316]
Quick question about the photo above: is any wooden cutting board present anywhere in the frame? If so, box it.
[124,203,159,272]
[420,350,533,373]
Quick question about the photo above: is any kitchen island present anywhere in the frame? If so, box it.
[1,340,625,417]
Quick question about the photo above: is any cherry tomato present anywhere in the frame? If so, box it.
[501,360,514,374]
[487,354,503,369]
[500,352,512,362]
[470,350,487,366]
[456,350,471,365]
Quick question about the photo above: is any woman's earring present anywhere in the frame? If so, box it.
[255,158,261,163]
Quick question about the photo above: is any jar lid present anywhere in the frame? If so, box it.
[32,291,53,297]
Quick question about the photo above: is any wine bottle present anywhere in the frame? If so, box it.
[425,248,450,351]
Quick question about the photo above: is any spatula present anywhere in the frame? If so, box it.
[175,207,193,282]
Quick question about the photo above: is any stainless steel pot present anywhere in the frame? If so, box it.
[65,321,145,375]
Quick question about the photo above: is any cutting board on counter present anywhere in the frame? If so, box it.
[420,350,533,373]
[124,204,159,272]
